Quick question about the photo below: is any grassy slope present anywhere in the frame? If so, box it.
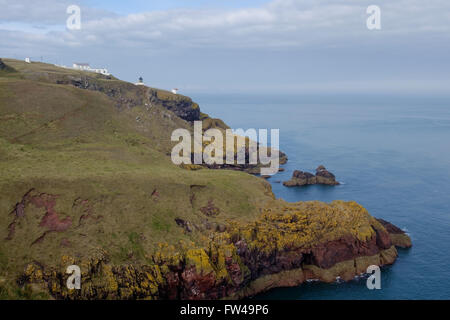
[0,60,272,296]
[0,59,401,299]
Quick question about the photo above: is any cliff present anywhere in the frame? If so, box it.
[18,200,411,299]
[0,58,411,299]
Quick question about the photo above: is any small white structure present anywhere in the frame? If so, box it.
[92,68,110,75]
[135,77,145,86]
[72,62,110,75]
[73,63,90,70]
[25,58,31,63]
[171,88,179,94]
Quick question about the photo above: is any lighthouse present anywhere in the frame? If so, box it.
[135,77,145,86]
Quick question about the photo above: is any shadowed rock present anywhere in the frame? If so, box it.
[377,218,412,248]
[0,58,15,72]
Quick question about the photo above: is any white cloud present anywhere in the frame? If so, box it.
[1,0,449,52]
[0,0,449,94]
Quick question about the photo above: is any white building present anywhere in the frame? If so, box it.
[25,58,31,63]
[72,63,110,76]
[73,63,90,70]
[92,68,110,75]
[171,88,179,94]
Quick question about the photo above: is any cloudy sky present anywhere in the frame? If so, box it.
[1,0,449,94]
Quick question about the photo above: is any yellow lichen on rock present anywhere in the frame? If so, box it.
[227,200,381,254]
[185,248,215,276]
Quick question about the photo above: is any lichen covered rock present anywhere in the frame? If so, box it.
[18,200,411,300]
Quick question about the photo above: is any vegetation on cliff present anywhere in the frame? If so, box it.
[0,59,410,299]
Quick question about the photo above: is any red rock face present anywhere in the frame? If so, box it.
[162,272,180,300]
[309,230,392,269]
[226,256,245,286]
[377,218,405,234]
[375,226,392,249]
[12,191,408,300]
[31,194,72,232]
[310,237,369,269]
[157,222,398,299]
[20,218,408,300]
[180,266,218,299]
[5,189,72,244]
[234,225,392,276]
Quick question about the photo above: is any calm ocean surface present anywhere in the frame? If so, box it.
[193,93,450,300]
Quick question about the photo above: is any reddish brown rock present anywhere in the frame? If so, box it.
[315,165,339,185]
[377,218,412,248]
[200,200,220,217]
[30,193,72,232]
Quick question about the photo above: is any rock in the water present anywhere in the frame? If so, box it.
[315,165,339,185]
[283,165,339,187]
[283,170,316,186]
[376,218,412,248]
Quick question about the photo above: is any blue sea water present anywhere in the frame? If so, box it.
[192,93,450,300]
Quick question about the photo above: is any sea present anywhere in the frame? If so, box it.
[192,92,450,300]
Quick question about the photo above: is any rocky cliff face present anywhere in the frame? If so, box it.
[147,88,200,122]
[377,218,412,248]
[284,165,339,187]
[0,59,411,300]
[19,201,411,300]
[0,58,15,73]
[53,75,200,121]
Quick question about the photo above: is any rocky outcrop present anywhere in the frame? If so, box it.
[283,165,339,187]
[283,170,316,186]
[376,218,412,248]
[0,59,15,72]
[53,74,200,121]
[19,201,411,300]
[148,88,200,122]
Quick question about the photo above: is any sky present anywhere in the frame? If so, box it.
[0,0,449,94]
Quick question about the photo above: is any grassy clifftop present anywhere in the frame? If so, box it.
[0,59,275,297]
[0,59,410,299]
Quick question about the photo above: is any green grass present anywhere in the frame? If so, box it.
[0,58,272,295]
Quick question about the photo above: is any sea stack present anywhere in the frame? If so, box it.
[283,165,339,187]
